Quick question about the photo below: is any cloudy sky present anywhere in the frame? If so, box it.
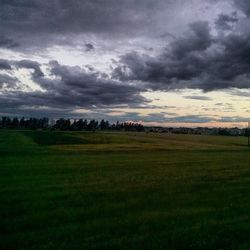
[1,0,250,127]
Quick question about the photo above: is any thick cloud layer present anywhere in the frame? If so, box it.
[16,60,44,78]
[0,0,229,50]
[0,59,11,70]
[0,59,147,116]
[215,12,238,30]
[233,0,250,17]
[113,10,250,91]
[1,0,250,123]
[0,0,173,50]
[0,0,160,34]
[0,74,18,88]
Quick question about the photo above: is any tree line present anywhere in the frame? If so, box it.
[0,116,144,132]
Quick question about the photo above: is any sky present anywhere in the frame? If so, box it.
[1,0,250,127]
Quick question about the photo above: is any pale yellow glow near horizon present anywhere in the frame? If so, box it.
[142,90,250,118]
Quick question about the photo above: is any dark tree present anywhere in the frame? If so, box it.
[100,119,109,130]
[0,116,144,132]
[87,120,99,131]
[11,117,19,128]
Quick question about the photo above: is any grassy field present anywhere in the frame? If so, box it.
[1,130,250,250]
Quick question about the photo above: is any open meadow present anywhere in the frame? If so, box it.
[1,130,250,250]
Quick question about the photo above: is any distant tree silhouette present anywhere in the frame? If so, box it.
[76,119,85,130]
[0,116,144,132]
[54,118,71,130]
[87,120,99,131]
[19,117,25,128]
[100,119,109,130]
[1,117,11,128]
[11,117,19,128]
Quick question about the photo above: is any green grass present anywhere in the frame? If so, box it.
[1,130,250,249]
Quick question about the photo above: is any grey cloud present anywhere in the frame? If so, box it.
[127,104,177,110]
[90,112,246,125]
[97,112,215,124]
[0,0,170,50]
[2,0,250,121]
[1,0,228,52]
[113,21,213,85]
[0,35,19,48]
[219,116,250,123]
[16,60,44,78]
[233,0,250,17]
[0,101,75,118]
[0,60,148,116]
[85,43,94,52]
[141,114,215,124]
[215,12,238,30]
[0,59,11,70]
[88,111,170,123]
[45,61,147,107]
[184,95,212,101]
[165,115,214,123]
[229,89,250,97]
[113,15,250,91]
[0,74,19,88]
[141,113,168,123]
[0,58,44,78]
[171,21,212,59]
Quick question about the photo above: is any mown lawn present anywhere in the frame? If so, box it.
[1,130,250,250]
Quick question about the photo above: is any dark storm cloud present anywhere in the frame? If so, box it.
[16,60,44,78]
[1,0,250,121]
[233,0,250,16]
[113,21,213,84]
[215,12,238,30]
[85,43,94,52]
[45,61,147,107]
[113,12,250,91]
[0,35,19,48]
[0,0,153,33]
[0,74,19,88]
[0,59,11,70]
[0,59,44,77]
[0,60,148,116]
[0,0,170,49]
[171,21,212,58]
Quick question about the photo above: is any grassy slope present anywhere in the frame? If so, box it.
[1,130,250,250]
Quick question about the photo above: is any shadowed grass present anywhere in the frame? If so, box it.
[22,131,88,146]
[1,130,250,250]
